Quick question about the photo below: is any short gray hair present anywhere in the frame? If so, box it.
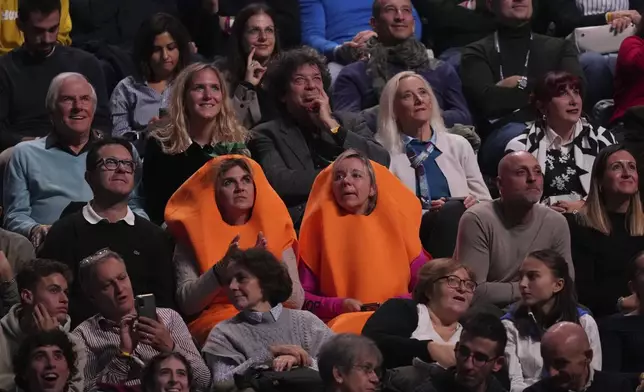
[78,248,125,294]
[45,72,98,114]
[318,334,382,386]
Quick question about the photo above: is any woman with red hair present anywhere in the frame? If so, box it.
[505,71,615,214]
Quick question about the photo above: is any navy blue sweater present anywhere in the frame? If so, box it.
[332,59,472,128]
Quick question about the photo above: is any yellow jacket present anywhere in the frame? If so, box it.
[0,0,71,55]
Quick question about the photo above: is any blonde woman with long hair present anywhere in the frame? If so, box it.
[566,144,644,318]
[143,62,250,223]
[375,71,490,257]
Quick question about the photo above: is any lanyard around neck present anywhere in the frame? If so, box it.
[494,31,533,80]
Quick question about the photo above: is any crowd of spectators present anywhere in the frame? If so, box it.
[2,0,644,391]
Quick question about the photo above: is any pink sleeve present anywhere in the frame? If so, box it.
[298,262,345,321]
[409,250,431,292]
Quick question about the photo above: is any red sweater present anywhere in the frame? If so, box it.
[613,35,644,122]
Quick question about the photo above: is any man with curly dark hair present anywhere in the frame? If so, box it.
[13,329,78,392]
[249,46,389,228]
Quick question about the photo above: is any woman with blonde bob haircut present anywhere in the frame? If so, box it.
[566,144,644,318]
[376,71,490,257]
[143,62,251,223]
[363,258,476,369]
[298,149,430,325]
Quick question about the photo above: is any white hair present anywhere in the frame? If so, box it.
[375,71,448,155]
[45,72,97,114]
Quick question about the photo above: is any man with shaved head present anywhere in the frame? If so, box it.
[454,151,573,308]
[525,322,631,392]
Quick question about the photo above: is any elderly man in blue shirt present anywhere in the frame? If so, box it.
[3,72,147,248]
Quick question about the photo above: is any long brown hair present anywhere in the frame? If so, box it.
[578,144,644,235]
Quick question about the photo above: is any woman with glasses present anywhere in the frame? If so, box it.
[376,71,490,258]
[362,259,475,369]
[565,144,644,318]
[298,149,430,324]
[318,334,383,392]
[502,249,602,392]
[202,248,333,384]
[143,62,250,224]
[216,3,280,129]
[505,71,615,214]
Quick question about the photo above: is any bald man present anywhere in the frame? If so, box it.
[525,322,631,392]
[454,151,573,307]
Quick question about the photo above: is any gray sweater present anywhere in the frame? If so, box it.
[202,307,334,382]
[454,199,573,307]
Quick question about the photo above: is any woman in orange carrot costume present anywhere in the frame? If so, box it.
[165,155,304,345]
[298,149,430,322]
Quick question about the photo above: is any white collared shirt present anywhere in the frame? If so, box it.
[544,124,580,154]
[576,366,595,392]
[81,202,136,226]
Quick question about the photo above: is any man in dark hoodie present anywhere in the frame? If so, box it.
[0,259,84,392]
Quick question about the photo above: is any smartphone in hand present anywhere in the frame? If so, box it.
[135,294,156,320]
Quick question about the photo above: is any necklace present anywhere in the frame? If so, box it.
[494,31,533,80]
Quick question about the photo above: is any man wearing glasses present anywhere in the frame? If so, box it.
[2,72,147,249]
[39,138,175,325]
[415,313,507,392]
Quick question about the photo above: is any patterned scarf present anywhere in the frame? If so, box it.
[367,37,432,97]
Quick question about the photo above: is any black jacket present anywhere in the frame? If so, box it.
[460,24,583,135]
[413,366,507,392]
[363,299,434,369]
[524,370,633,392]
[70,0,179,49]
[248,111,389,228]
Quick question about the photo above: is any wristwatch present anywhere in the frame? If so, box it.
[517,76,528,90]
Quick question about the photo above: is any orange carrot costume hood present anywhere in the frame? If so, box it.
[165,155,296,343]
[299,159,423,304]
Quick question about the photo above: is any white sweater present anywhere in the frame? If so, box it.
[502,313,602,392]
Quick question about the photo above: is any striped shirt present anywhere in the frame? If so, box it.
[576,0,629,15]
[72,308,211,392]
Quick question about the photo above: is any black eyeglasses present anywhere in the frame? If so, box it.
[96,157,136,174]
[455,345,495,367]
[435,275,477,293]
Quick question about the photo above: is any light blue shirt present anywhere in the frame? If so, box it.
[3,135,148,237]
[242,303,283,324]
[109,76,172,137]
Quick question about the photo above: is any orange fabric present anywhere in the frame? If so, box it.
[327,311,375,334]
[165,155,296,344]
[299,160,423,304]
